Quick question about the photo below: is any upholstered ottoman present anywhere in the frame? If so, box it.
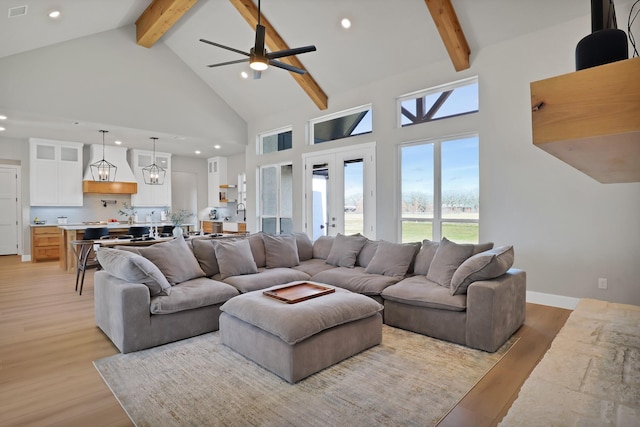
[219,281,383,383]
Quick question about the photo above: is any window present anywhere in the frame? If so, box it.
[398,77,478,127]
[259,163,293,234]
[258,127,293,155]
[400,135,479,243]
[310,104,372,144]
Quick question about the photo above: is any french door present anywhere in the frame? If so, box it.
[303,143,376,240]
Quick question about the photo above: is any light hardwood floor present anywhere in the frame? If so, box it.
[0,255,571,426]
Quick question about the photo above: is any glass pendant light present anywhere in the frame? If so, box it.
[90,130,117,182]
[142,137,166,185]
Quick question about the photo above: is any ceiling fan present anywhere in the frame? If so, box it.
[199,0,316,79]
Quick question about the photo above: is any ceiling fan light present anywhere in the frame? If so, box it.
[250,58,268,71]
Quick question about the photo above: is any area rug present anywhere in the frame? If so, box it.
[95,325,517,427]
[500,299,640,426]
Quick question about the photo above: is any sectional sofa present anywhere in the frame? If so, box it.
[95,232,526,353]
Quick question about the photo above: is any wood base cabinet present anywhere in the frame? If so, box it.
[31,226,61,262]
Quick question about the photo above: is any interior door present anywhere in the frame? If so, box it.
[303,144,376,240]
[0,166,19,255]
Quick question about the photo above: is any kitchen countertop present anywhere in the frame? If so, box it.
[56,222,195,230]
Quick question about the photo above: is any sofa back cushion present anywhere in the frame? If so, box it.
[293,232,313,261]
[246,233,267,268]
[426,238,475,288]
[413,240,440,276]
[96,247,172,296]
[213,238,258,280]
[263,234,300,268]
[450,246,514,295]
[135,237,205,285]
[364,240,421,278]
[191,238,220,277]
[356,239,379,268]
[312,236,334,260]
[325,233,367,268]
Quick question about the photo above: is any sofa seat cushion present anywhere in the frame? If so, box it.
[220,282,383,345]
[292,258,338,277]
[381,275,467,312]
[223,268,311,293]
[150,277,240,314]
[311,267,400,296]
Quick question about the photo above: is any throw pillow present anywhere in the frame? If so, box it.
[312,236,334,260]
[96,247,171,296]
[325,233,367,268]
[364,240,421,278]
[263,234,300,268]
[426,238,474,288]
[450,246,514,295]
[356,239,379,268]
[412,240,440,276]
[136,237,205,285]
[247,233,266,268]
[213,238,258,280]
[190,238,219,277]
[293,232,313,261]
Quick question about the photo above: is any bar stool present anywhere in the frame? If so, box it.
[83,227,109,240]
[70,240,101,295]
[128,226,150,238]
[160,225,174,237]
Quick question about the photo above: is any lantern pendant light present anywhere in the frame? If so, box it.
[90,130,117,182]
[142,137,166,185]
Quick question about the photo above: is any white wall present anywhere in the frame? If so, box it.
[244,15,640,305]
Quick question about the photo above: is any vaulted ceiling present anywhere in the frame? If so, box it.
[0,0,607,157]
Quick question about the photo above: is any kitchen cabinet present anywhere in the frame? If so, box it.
[202,221,246,234]
[29,139,83,206]
[31,226,60,262]
[129,149,172,207]
[207,156,227,207]
[530,57,640,183]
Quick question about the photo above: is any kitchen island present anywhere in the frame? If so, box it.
[58,222,194,272]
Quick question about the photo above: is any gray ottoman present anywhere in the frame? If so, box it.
[219,282,383,383]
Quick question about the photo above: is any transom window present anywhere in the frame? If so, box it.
[398,77,478,127]
[309,104,372,144]
[258,127,293,155]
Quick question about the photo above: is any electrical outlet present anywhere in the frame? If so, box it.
[598,278,608,289]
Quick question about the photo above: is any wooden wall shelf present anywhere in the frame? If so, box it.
[530,57,640,183]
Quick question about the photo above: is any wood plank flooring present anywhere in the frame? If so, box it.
[0,255,570,426]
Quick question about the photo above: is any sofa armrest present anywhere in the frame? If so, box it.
[465,268,526,352]
[94,270,151,353]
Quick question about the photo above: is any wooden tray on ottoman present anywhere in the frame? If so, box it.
[263,282,335,304]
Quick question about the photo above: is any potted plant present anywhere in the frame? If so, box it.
[169,209,193,237]
[118,202,138,224]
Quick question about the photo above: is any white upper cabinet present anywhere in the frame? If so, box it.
[129,149,172,207]
[29,138,83,206]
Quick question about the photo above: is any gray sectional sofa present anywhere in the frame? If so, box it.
[95,232,526,353]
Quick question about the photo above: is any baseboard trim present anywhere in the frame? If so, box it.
[22,254,31,262]
[526,291,579,310]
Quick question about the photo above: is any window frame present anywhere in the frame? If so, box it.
[396,76,478,128]
[258,162,293,235]
[308,104,373,145]
[398,132,480,243]
[257,126,293,155]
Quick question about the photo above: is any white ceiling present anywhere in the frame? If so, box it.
[0,0,623,158]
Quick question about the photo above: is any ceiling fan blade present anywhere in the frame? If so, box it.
[253,70,262,79]
[254,24,266,55]
[269,60,307,75]
[199,39,250,57]
[267,45,316,60]
[207,59,249,68]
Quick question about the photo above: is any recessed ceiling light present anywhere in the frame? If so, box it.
[0,115,7,120]
[240,71,249,79]
[0,127,5,131]
[195,150,201,154]
[114,140,122,145]
[48,10,61,19]
[214,145,221,149]
[341,18,351,29]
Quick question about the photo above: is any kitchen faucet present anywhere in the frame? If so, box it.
[236,203,246,222]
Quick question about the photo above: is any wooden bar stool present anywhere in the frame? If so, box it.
[70,240,101,295]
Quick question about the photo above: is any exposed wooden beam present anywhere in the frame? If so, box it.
[424,0,471,71]
[229,0,328,110]
[136,0,199,48]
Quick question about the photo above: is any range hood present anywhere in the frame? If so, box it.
[83,144,138,194]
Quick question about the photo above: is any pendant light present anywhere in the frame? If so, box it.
[90,130,117,182]
[142,137,166,185]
